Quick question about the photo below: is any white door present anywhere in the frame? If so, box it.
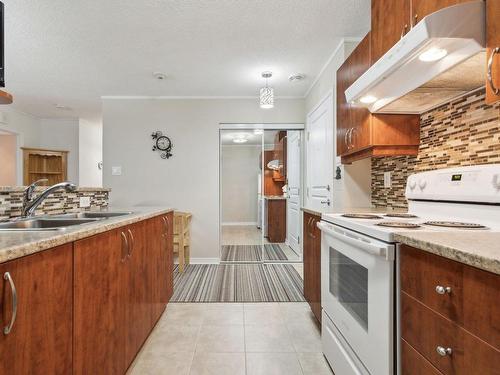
[286,131,301,254]
[306,92,333,211]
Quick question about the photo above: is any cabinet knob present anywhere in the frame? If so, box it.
[435,285,451,295]
[436,346,453,357]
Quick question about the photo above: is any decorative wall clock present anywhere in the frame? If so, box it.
[151,131,173,159]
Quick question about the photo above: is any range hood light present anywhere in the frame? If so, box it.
[419,47,448,62]
[359,95,377,104]
[233,138,248,143]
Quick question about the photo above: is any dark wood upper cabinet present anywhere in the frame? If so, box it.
[411,0,470,27]
[371,0,410,64]
[486,0,500,104]
[0,244,73,375]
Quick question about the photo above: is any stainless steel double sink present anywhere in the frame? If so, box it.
[0,211,133,231]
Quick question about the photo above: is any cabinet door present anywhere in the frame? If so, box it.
[0,244,73,375]
[371,0,410,64]
[74,229,128,375]
[336,58,351,156]
[486,0,500,104]
[411,0,469,27]
[125,220,152,366]
[303,212,322,324]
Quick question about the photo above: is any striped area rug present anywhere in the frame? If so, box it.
[220,244,290,261]
[172,264,304,302]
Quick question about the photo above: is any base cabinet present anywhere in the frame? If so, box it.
[0,244,73,375]
[303,212,321,324]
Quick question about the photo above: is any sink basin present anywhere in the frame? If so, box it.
[0,218,102,231]
[54,211,133,219]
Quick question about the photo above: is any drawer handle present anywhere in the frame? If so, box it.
[436,346,453,357]
[127,229,134,258]
[120,231,129,262]
[435,285,451,295]
[487,47,500,95]
[3,272,18,335]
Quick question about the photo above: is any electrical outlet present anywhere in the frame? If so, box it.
[112,166,122,176]
[384,172,392,188]
[79,196,91,208]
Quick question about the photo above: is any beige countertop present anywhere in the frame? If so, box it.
[0,206,173,263]
[0,186,111,192]
[264,195,287,200]
[395,231,500,275]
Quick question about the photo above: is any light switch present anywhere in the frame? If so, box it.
[112,166,122,176]
[384,172,392,188]
[79,196,91,208]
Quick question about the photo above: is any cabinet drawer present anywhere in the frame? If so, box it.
[401,245,464,323]
[401,339,442,375]
[401,292,500,375]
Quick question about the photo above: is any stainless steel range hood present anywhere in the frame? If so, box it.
[345,1,486,114]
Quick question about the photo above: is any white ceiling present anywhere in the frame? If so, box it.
[4,0,370,121]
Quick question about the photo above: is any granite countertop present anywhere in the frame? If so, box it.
[301,206,407,216]
[0,206,173,263]
[0,186,111,192]
[395,232,500,275]
[264,195,287,200]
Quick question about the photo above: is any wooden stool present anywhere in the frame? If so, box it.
[173,211,192,272]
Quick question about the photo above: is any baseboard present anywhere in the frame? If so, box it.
[188,258,220,264]
[221,222,258,226]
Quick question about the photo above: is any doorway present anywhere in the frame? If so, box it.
[219,124,304,265]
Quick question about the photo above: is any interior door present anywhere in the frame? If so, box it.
[307,93,333,211]
[286,130,301,254]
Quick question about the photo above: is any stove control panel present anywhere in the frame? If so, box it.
[406,165,500,203]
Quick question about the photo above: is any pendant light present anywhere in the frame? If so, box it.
[259,71,274,109]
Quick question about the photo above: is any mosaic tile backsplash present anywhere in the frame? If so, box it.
[0,187,110,221]
[372,89,500,208]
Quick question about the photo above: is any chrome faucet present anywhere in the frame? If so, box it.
[21,179,77,218]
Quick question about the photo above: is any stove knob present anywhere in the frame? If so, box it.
[409,180,417,191]
[418,179,427,190]
[493,174,500,190]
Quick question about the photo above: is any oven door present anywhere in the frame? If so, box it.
[318,221,395,375]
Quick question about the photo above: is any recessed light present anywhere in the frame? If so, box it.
[418,48,447,62]
[289,73,305,82]
[359,95,377,104]
[233,138,248,143]
[152,72,168,80]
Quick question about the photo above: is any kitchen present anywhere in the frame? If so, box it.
[0,1,499,374]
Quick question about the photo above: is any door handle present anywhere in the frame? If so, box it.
[3,272,17,335]
[320,199,331,206]
[120,231,128,262]
[488,47,500,95]
[127,229,134,258]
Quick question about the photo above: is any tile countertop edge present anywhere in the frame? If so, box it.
[394,233,500,275]
[0,207,174,264]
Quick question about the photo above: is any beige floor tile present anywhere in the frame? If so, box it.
[146,324,200,353]
[246,353,303,375]
[203,304,244,325]
[196,325,245,353]
[244,303,285,325]
[189,352,246,375]
[280,303,319,325]
[245,324,294,353]
[297,353,334,374]
[286,319,322,353]
[162,303,206,327]
[128,351,193,375]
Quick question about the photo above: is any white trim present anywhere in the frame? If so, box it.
[219,123,305,130]
[307,89,334,119]
[304,36,363,98]
[101,95,302,100]
[189,258,220,264]
[221,221,258,226]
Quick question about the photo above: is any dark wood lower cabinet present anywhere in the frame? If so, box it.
[267,199,286,242]
[0,244,73,375]
[303,211,321,324]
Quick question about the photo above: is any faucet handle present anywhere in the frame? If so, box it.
[25,178,49,200]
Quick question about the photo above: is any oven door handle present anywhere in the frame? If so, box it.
[317,221,391,260]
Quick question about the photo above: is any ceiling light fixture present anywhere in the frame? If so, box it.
[260,71,274,109]
[289,73,305,82]
[418,47,448,62]
[152,72,168,80]
[233,138,248,144]
[359,95,377,104]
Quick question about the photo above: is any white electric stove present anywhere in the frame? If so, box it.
[318,164,500,375]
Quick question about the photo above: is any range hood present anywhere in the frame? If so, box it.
[345,1,486,114]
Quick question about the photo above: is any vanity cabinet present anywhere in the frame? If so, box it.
[303,211,322,324]
[400,245,500,374]
[486,0,500,104]
[0,244,73,375]
[267,199,286,242]
[336,32,420,163]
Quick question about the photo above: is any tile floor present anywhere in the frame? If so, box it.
[128,302,333,375]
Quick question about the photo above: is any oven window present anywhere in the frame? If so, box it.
[329,247,368,330]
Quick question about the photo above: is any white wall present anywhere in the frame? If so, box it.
[221,144,260,224]
[38,118,80,184]
[102,98,305,261]
[79,119,103,187]
[0,134,17,185]
[304,39,372,210]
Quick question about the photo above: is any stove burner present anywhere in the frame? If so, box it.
[376,222,421,229]
[384,213,419,218]
[341,214,382,219]
[424,221,487,229]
